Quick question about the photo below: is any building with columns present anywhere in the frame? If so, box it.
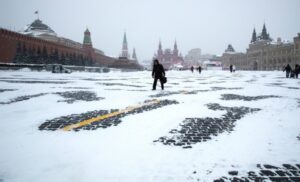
[221,24,300,70]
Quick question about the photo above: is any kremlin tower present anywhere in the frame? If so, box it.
[120,32,129,59]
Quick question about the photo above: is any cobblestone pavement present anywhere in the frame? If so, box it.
[61,87,91,90]
[149,90,204,98]
[104,88,123,91]
[154,103,260,148]
[0,89,16,93]
[0,79,70,84]
[82,78,139,81]
[210,87,243,91]
[284,86,300,90]
[221,94,281,101]
[0,93,47,104]
[50,86,91,90]
[245,79,257,83]
[149,87,242,98]
[39,99,179,131]
[297,99,300,108]
[213,164,300,182]
[266,83,300,90]
[125,89,148,91]
[55,91,104,103]
[1,71,299,181]
[0,91,102,104]
[97,82,145,88]
[267,83,287,86]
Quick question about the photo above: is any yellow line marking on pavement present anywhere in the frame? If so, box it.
[62,99,161,131]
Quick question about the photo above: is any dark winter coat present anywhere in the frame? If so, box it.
[152,64,165,79]
[283,64,292,72]
[295,66,300,74]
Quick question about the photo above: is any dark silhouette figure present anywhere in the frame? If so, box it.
[294,64,299,79]
[191,66,194,73]
[229,64,233,73]
[152,59,165,90]
[283,64,292,78]
[198,66,202,74]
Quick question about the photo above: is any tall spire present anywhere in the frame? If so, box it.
[132,48,137,60]
[159,39,162,50]
[260,23,270,41]
[121,32,129,58]
[123,32,127,45]
[173,40,178,56]
[251,28,257,43]
[157,39,163,56]
[174,40,178,50]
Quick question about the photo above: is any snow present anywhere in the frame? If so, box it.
[0,70,299,181]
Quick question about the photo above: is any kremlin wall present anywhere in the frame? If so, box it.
[0,18,142,70]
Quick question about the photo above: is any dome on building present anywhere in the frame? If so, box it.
[225,44,235,53]
[22,19,57,37]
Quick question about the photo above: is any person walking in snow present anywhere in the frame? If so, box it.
[191,66,194,73]
[294,64,299,79]
[198,65,202,74]
[283,64,292,78]
[152,59,165,90]
[229,64,233,73]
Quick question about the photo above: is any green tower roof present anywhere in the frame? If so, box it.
[83,28,92,45]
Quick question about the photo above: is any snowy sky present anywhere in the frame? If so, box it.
[0,0,300,61]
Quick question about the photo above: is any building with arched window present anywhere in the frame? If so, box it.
[221,24,300,70]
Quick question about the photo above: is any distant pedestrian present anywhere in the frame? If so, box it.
[152,59,165,90]
[191,66,194,73]
[294,64,299,79]
[198,66,202,74]
[233,65,236,72]
[229,64,233,73]
[283,64,292,78]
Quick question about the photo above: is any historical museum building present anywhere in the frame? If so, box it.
[221,24,300,70]
[0,18,141,69]
[153,40,184,69]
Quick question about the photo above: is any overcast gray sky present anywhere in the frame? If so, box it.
[0,0,300,61]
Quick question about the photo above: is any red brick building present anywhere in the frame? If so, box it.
[153,40,184,69]
[0,18,141,69]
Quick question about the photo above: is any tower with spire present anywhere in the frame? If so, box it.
[261,23,269,40]
[83,28,94,64]
[154,39,184,69]
[258,23,271,41]
[132,48,137,60]
[173,40,178,57]
[158,40,163,56]
[120,32,129,58]
[83,28,92,48]
[251,28,257,43]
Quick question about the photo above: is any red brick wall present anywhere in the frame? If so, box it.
[0,28,116,66]
[0,29,18,63]
[0,28,142,69]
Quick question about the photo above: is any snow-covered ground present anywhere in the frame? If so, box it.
[0,70,299,182]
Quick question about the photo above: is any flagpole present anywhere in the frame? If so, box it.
[34,10,39,20]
